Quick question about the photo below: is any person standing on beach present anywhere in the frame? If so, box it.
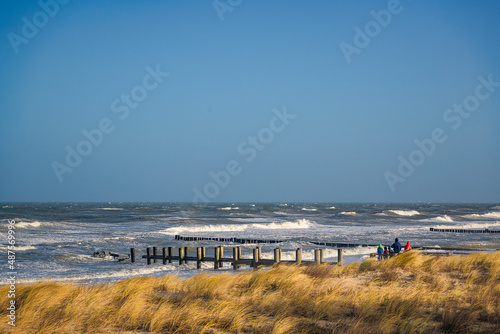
[403,241,412,252]
[377,244,384,260]
[391,238,402,254]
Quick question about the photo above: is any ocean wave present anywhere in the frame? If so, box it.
[273,211,290,215]
[339,211,357,216]
[159,219,315,235]
[433,221,500,229]
[229,218,273,223]
[301,208,317,211]
[16,221,43,228]
[13,265,189,284]
[491,206,500,210]
[99,207,124,211]
[219,207,239,210]
[342,246,376,256]
[420,215,454,223]
[462,212,500,220]
[380,210,420,217]
[327,206,336,209]
[101,236,137,242]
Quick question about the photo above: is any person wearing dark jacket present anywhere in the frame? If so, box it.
[391,238,402,254]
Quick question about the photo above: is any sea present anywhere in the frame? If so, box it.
[1,203,499,285]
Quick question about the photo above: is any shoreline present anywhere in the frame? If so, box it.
[2,250,499,333]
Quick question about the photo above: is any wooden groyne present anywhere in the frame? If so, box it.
[130,246,344,270]
[175,235,380,248]
[430,228,500,234]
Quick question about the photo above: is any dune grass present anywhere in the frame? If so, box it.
[1,251,499,333]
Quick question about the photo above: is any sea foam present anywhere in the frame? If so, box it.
[463,212,500,220]
[340,211,357,216]
[160,219,315,235]
[16,221,43,228]
[420,215,454,223]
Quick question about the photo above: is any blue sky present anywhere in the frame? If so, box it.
[0,0,499,203]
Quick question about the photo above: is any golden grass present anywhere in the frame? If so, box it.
[1,251,499,333]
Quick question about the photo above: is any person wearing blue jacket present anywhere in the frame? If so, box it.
[391,238,402,254]
[377,244,383,260]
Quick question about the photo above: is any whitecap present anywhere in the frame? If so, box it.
[159,219,315,235]
[301,208,317,211]
[380,210,420,216]
[463,212,500,220]
[339,211,357,216]
[16,221,43,228]
[420,215,453,223]
[432,221,500,229]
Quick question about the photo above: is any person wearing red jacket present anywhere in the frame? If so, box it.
[403,241,412,252]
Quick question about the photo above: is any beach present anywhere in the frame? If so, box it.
[1,250,499,333]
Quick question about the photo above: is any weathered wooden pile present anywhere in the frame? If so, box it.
[130,246,344,270]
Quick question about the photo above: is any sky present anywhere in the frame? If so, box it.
[0,0,499,203]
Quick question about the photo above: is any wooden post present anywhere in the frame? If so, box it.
[168,247,172,263]
[315,249,321,265]
[257,246,262,261]
[237,246,241,260]
[233,247,239,270]
[184,246,189,264]
[296,248,302,265]
[219,246,224,268]
[130,248,135,263]
[153,247,157,263]
[197,247,202,269]
[214,247,220,270]
[201,247,206,260]
[179,247,184,266]
[320,249,324,264]
[274,248,281,265]
[162,247,167,265]
[338,249,343,266]
[146,247,151,265]
[253,248,259,270]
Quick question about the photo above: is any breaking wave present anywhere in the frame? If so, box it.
[463,212,500,220]
[381,210,420,217]
[339,211,357,216]
[420,215,454,223]
[16,221,43,228]
[160,219,315,235]
[301,208,317,211]
[219,207,239,210]
[433,221,500,229]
